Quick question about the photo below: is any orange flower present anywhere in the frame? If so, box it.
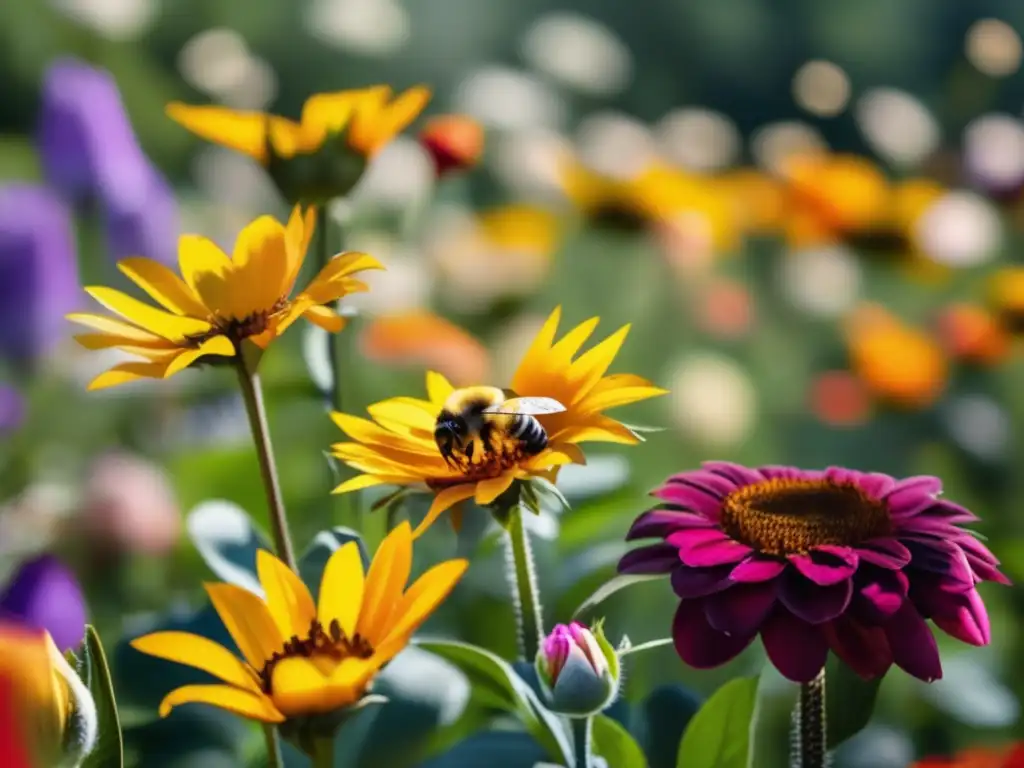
[419,115,484,176]
[936,303,1010,366]
[911,744,1024,768]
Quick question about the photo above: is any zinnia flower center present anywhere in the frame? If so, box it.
[258,619,374,694]
[718,478,892,555]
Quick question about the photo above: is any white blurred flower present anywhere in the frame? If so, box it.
[963,113,1024,194]
[304,0,410,55]
[455,67,566,131]
[855,88,941,168]
[492,129,574,196]
[656,109,740,173]
[669,353,756,448]
[751,121,827,175]
[576,111,656,180]
[352,136,434,209]
[342,234,432,315]
[520,12,632,96]
[52,0,157,41]
[914,191,1001,267]
[178,28,252,97]
[792,60,850,117]
[780,245,862,318]
[966,19,1022,78]
[942,395,1009,461]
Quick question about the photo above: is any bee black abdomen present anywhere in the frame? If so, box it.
[514,415,548,455]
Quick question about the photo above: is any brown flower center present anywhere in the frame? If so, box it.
[428,442,528,489]
[719,478,892,555]
[186,298,290,348]
[258,619,374,694]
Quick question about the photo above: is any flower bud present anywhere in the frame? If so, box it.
[535,621,619,716]
[419,115,484,176]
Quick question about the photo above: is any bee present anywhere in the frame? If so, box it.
[434,386,566,468]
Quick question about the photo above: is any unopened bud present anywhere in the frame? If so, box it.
[535,621,619,716]
[419,115,484,176]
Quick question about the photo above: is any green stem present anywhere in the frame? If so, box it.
[795,668,828,768]
[312,737,334,768]
[505,504,544,661]
[572,717,593,768]
[263,725,284,768]
[236,362,297,570]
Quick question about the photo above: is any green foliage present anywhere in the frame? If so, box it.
[675,677,760,768]
[77,626,124,768]
[186,499,272,595]
[593,715,648,768]
[825,656,883,749]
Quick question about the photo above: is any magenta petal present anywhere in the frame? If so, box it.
[702,461,765,486]
[885,476,942,515]
[673,598,755,668]
[929,588,991,646]
[677,538,754,568]
[855,538,911,570]
[669,470,738,499]
[618,544,680,574]
[760,610,829,683]
[902,537,974,589]
[855,570,908,622]
[704,581,777,636]
[824,616,893,680]
[789,547,859,586]
[922,500,980,524]
[652,484,723,518]
[671,565,734,598]
[626,509,714,541]
[885,602,942,682]
[824,467,896,498]
[730,556,786,583]
[780,572,853,624]
[758,465,817,481]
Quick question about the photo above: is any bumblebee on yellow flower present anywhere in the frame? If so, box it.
[68,206,382,389]
[168,85,431,203]
[330,307,667,536]
[131,523,466,743]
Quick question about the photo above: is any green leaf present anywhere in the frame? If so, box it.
[676,676,759,768]
[299,527,368,603]
[572,573,664,620]
[78,625,124,768]
[186,499,271,596]
[593,715,647,768]
[825,656,882,748]
[415,638,574,765]
[530,477,572,514]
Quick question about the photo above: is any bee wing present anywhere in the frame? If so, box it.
[483,397,567,415]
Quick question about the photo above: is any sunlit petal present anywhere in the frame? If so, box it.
[317,543,365,638]
[158,683,283,722]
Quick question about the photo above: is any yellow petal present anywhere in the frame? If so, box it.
[72,332,177,351]
[551,316,600,363]
[267,116,308,159]
[130,632,260,692]
[567,324,632,402]
[357,522,413,645]
[231,216,290,314]
[87,360,175,390]
[376,558,468,659]
[284,205,315,291]
[205,583,284,670]
[162,336,235,378]
[579,385,668,413]
[300,90,362,136]
[474,473,515,506]
[270,656,376,717]
[350,86,431,155]
[303,304,345,332]
[84,287,212,340]
[332,474,411,494]
[166,103,271,162]
[557,418,642,445]
[158,683,283,722]
[178,234,237,318]
[317,542,365,638]
[331,413,437,455]
[66,312,166,343]
[411,484,477,539]
[256,551,317,640]
[511,307,562,393]
[117,257,209,317]
[425,371,454,405]
[368,398,439,434]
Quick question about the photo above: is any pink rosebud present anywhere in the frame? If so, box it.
[536,621,618,716]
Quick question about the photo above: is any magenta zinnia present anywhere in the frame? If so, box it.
[619,463,1008,683]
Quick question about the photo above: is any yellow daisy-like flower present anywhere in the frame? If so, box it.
[131,523,467,723]
[331,307,668,537]
[168,85,431,201]
[68,207,382,390]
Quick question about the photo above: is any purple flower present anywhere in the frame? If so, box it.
[619,463,1009,684]
[0,555,86,652]
[102,166,179,265]
[0,185,79,361]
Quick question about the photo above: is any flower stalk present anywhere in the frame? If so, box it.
[505,503,544,661]
[572,716,593,768]
[312,737,334,768]
[235,359,297,570]
[795,668,828,768]
[263,725,284,768]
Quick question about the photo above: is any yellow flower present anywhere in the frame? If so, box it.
[68,206,382,390]
[331,307,667,536]
[0,624,87,766]
[989,266,1024,334]
[131,523,467,723]
[167,86,431,202]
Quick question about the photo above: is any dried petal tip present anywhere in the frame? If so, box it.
[419,115,484,176]
[535,620,619,717]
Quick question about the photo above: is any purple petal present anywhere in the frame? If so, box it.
[780,571,853,624]
[671,565,735,598]
[760,610,829,683]
[652,483,723,518]
[789,547,859,586]
[885,602,942,682]
[902,537,974,589]
[671,530,753,567]
[704,581,777,636]
[618,544,680,574]
[854,570,908,622]
[0,555,86,652]
[702,462,765,486]
[885,476,942,516]
[823,616,893,680]
[730,556,786,583]
[855,538,911,570]
[824,467,896,498]
[626,508,714,541]
[673,598,755,669]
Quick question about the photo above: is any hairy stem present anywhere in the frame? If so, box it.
[263,725,284,768]
[796,668,828,768]
[505,504,544,661]
[236,362,297,570]
[572,717,593,768]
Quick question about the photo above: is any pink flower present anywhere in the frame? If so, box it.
[536,622,619,716]
[619,463,1009,683]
